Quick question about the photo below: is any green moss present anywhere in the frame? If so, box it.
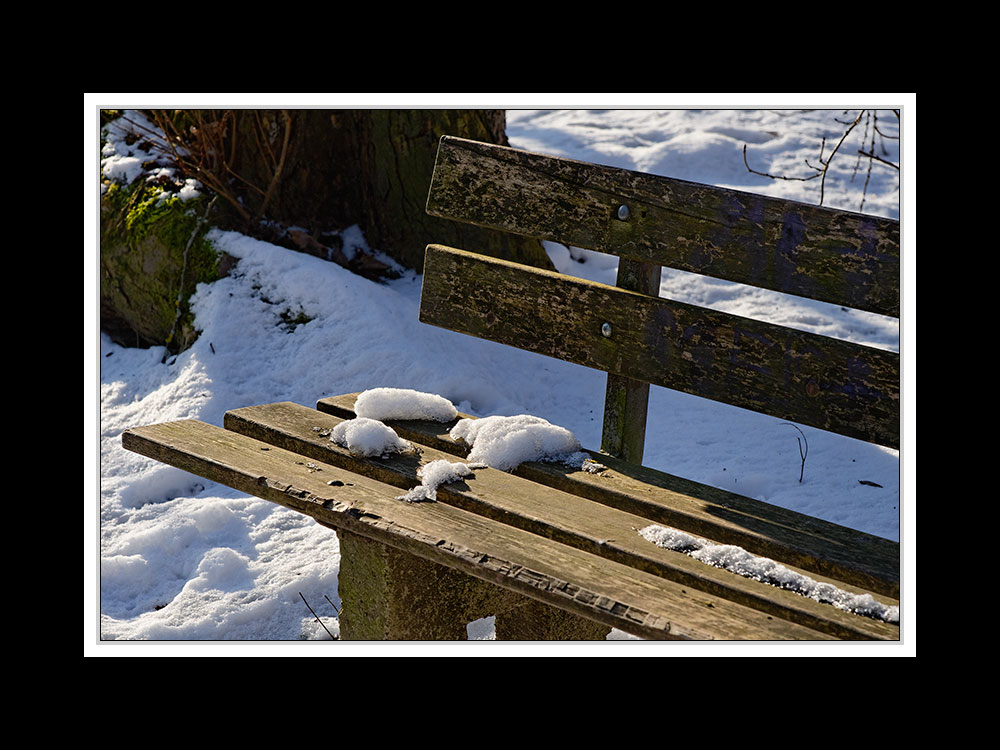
[278,307,314,333]
[105,180,222,278]
[101,177,229,353]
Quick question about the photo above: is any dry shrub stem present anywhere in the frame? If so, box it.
[780,422,809,483]
[299,592,338,640]
[161,194,218,363]
[743,109,899,211]
[121,110,293,228]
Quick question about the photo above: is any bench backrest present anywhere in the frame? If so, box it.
[419,136,900,463]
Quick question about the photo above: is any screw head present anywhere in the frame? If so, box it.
[601,322,612,338]
[617,204,631,221]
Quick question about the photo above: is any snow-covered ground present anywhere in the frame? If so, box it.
[87,97,914,654]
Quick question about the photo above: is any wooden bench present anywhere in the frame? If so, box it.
[122,135,901,641]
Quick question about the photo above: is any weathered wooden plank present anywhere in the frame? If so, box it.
[226,401,898,639]
[426,136,900,317]
[121,419,837,640]
[317,392,899,599]
[601,258,662,463]
[420,245,900,449]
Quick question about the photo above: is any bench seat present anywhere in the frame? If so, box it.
[120,132,901,643]
[123,394,899,641]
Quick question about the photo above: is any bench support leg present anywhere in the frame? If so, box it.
[335,529,611,641]
[336,529,520,640]
[494,598,612,641]
[601,258,662,464]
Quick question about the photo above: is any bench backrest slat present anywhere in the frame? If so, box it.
[420,244,900,449]
[426,136,900,318]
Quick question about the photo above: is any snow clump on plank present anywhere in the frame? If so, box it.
[450,414,591,472]
[397,459,475,503]
[354,388,458,422]
[638,524,899,624]
[329,417,414,457]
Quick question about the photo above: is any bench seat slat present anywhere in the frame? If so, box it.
[426,136,900,318]
[317,393,899,600]
[121,418,840,641]
[420,244,900,449]
[224,400,898,639]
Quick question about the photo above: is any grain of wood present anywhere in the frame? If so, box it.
[419,245,900,449]
[316,392,899,600]
[224,401,898,639]
[426,136,900,318]
[601,257,662,463]
[121,418,838,640]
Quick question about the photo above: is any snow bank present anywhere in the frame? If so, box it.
[638,524,899,624]
[354,388,458,422]
[100,111,203,202]
[450,414,590,472]
[397,459,475,503]
[329,418,414,458]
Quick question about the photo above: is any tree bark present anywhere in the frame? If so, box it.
[100,109,553,353]
[218,109,553,272]
[350,110,552,272]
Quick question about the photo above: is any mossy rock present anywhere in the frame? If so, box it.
[100,181,235,353]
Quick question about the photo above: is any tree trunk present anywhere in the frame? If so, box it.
[100,109,553,353]
[351,110,552,272]
[217,109,553,272]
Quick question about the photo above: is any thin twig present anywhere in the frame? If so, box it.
[324,595,341,615]
[226,111,239,170]
[850,110,871,181]
[858,112,875,212]
[779,423,809,483]
[873,122,899,141]
[145,110,253,223]
[818,110,864,206]
[743,110,898,211]
[255,110,292,224]
[743,144,820,182]
[857,150,900,170]
[300,592,338,640]
[251,111,278,172]
[161,194,218,362]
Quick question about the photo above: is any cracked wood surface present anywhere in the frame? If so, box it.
[600,257,661,464]
[419,245,899,449]
[317,393,899,600]
[426,136,899,318]
[122,418,842,641]
[223,399,898,640]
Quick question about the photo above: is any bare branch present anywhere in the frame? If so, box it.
[857,149,900,170]
[300,592,338,640]
[255,110,293,224]
[744,110,897,211]
[779,423,809,483]
[873,124,899,140]
[817,110,864,205]
[162,195,218,362]
[743,144,821,182]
